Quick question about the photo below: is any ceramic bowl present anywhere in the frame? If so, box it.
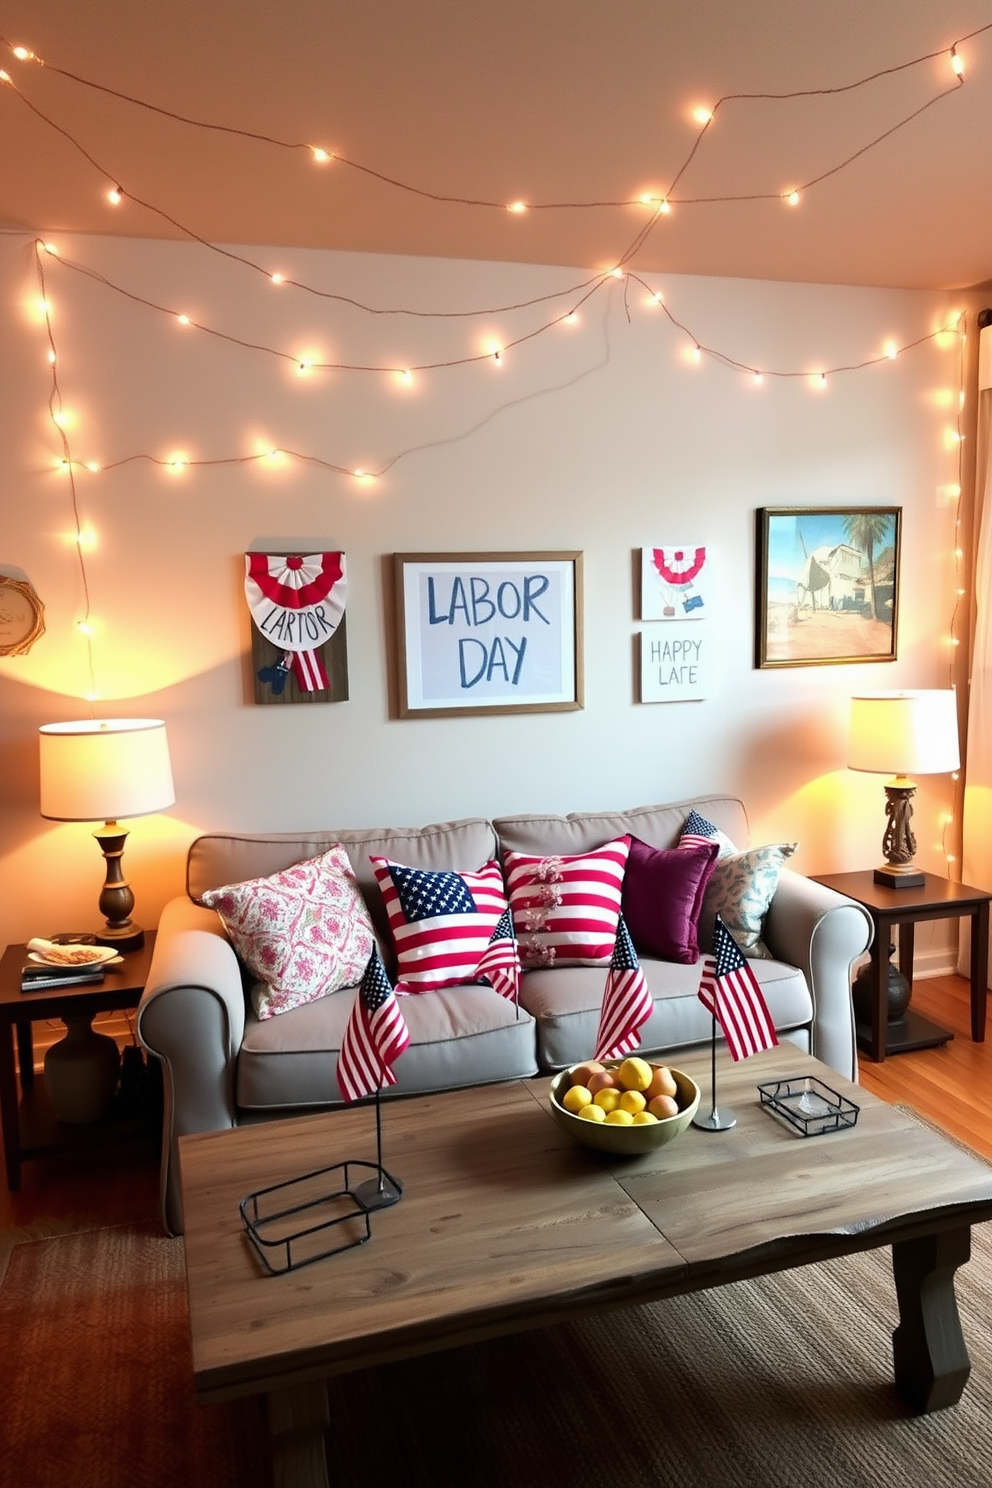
[548,1060,701,1154]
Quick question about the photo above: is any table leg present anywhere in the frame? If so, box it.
[897,922,916,995]
[970,902,989,1042]
[865,914,891,1062]
[15,1021,35,1091]
[891,1226,971,1413]
[0,1022,22,1190]
[267,1380,330,1488]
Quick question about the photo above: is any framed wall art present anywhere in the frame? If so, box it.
[0,573,45,656]
[394,551,583,717]
[755,507,901,669]
[244,550,349,705]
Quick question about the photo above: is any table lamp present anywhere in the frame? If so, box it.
[39,718,175,951]
[848,691,960,889]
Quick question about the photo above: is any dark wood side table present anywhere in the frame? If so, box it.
[811,872,991,1064]
[0,932,155,1190]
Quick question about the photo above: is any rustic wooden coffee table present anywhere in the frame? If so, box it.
[179,1047,992,1488]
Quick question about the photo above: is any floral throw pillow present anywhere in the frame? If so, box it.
[698,842,798,959]
[503,836,631,968]
[370,857,508,994]
[201,845,376,1019]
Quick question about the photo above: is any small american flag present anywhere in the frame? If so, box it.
[595,914,654,1061]
[680,808,719,849]
[475,908,521,1008]
[337,946,411,1102]
[698,916,778,1061]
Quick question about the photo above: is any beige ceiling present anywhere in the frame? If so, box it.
[1,0,991,291]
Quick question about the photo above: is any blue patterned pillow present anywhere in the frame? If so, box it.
[679,809,738,859]
[698,842,798,958]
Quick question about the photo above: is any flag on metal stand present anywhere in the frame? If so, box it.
[476,908,522,1015]
[692,915,778,1131]
[595,914,654,1062]
[337,945,411,1209]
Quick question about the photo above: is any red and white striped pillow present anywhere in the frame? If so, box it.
[503,836,631,968]
[370,857,508,994]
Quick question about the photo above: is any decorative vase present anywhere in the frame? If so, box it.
[852,944,911,1026]
[44,1016,121,1124]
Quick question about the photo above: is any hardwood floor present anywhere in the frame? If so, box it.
[1,974,989,1234]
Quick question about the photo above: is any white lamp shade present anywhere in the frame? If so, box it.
[39,718,175,822]
[848,691,960,777]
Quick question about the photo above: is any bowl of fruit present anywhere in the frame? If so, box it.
[549,1056,701,1154]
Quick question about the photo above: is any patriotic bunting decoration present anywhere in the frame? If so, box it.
[245,551,347,694]
[475,907,521,1008]
[697,916,778,1061]
[337,946,411,1103]
[595,914,654,1062]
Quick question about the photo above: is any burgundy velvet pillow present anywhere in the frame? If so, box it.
[621,836,719,964]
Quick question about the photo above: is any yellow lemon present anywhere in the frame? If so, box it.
[618,1089,646,1115]
[631,1111,659,1125]
[604,1108,635,1125]
[593,1088,622,1113]
[617,1056,653,1093]
[561,1084,593,1114]
[578,1102,607,1122]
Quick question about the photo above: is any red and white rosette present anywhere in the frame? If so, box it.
[651,547,706,587]
[245,552,347,691]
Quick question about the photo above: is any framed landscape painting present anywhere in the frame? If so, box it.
[755,507,901,668]
[394,551,583,717]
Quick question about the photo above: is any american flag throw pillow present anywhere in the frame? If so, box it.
[503,835,631,968]
[370,857,509,994]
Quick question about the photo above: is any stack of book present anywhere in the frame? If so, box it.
[21,961,106,992]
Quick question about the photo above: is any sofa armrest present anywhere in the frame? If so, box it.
[137,896,247,1234]
[762,869,874,1083]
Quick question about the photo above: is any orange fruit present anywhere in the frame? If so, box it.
[617,1057,653,1092]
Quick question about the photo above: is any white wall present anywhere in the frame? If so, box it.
[0,231,966,954]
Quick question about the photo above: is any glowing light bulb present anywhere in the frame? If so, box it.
[692,106,713,125]
[270,272,285,285]
[395,368,414,386]
[176,313,191,326]
[691,345,702,363]
[0,70,10,82]
[107,186,123,205]
[47,349,56,364]
[785,190,801,207]
[11,46,33,60]
[809,372,827,389]
[951,46,965,76]
[353,469,376,483]
[752,371,764,385]
[610,267,624,280]
[884,340,898,359]
[561,312,578,326]
[52,409,71,428]
[86,462,101,473]
[42,243,58,255]
[658,198,672,215]
[646,290,664,307]
[36,297,50,316]
[297,359,312,375]
[76,620,94,637]
[311,147,332,163]
[507,201,527,214]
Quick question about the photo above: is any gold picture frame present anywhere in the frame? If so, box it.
[0,574,45,657]
[755,507,900,668]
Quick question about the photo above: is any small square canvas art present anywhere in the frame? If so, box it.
[641,545,709,621]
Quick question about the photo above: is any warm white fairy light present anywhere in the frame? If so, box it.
[11,45,33,60]
[884,340,898,359]
[46,348,56,364]
[106,187,122,205]
[785,190,801,207]
[270,272,285,285]
[752,371,764,385]
[692,106,714,125]
[561,312,578,326]
[951,46,965,75]
[85,461,101,473]
[311,147,332,163]
[507,201,527,214]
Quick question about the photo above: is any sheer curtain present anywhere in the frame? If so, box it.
[961,317,992,980]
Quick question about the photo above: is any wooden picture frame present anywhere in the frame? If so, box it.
[394,552,584,717]
[755,507,901,668]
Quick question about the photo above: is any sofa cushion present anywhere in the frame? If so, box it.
[200,846,375,1020]
[504,837,630,968]
[187,818,499,950]
[494,796,750,858]
[237,983,538,1109]
[518,956,814,1072]
[699,842,799,958]
[621,837,719,964]
[370,857,508,994]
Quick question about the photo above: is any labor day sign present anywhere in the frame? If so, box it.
[396,553,582,716]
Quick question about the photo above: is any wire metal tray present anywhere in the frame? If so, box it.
[240,1159,402,1274]
[757,1076,859,1137]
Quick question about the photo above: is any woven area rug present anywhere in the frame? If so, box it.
[4,1217,992,1488]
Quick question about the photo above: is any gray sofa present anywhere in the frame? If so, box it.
[137,795,873,1233]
